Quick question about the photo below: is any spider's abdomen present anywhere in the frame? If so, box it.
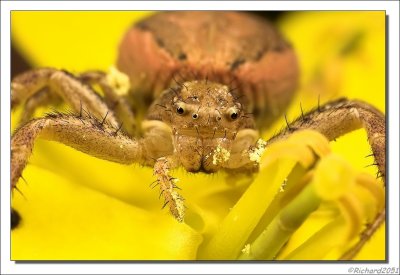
[117,11,299,129]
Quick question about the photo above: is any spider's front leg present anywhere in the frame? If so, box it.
[267,98,386,260]
[12,114,142,190]
[11,115,175,225]
[268,98,386,180]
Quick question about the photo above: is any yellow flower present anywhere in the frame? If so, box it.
[11,11,385,260]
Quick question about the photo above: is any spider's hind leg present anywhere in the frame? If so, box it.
[18,87,62,125]
[267,98,386,260]
[78,70,138,136]
[11,68,119,128]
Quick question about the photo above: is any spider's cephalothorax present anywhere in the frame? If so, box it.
[147,80,256,173]
[11,12,385,256]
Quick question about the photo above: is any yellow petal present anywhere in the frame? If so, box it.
[12,165,201,260]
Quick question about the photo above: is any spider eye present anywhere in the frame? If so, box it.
[192,113,199,119]
[175,102,186,115]
[227,107,239,120]
[176,106,185,115]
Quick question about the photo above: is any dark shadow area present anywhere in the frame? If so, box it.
[250,11,287,22]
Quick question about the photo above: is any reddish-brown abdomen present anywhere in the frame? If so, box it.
[117,11,299,128]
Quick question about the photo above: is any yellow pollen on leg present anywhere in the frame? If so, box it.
[212,145,231,165]
[106,66,131,96]
[249,138,267,163]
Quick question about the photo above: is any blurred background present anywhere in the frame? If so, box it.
[11,11,286,76]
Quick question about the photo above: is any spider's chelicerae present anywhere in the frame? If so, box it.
[11,11,385,258]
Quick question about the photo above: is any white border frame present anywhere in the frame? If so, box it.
[1,1,399,274]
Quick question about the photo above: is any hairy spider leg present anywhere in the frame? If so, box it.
[78,70,138,137]
[267,98,386,260]
[11,68,119,128]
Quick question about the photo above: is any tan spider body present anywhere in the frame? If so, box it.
[11,12,385,255]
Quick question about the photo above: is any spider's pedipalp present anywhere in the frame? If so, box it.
[153,156,185,222]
